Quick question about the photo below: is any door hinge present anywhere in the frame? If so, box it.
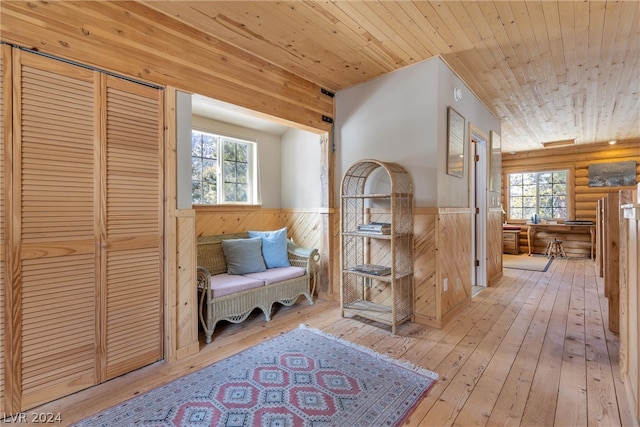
[475,154,480,162]
[475,259,480,267]
[475,207,480,214]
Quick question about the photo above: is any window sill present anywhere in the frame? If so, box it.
[193,204,263,212]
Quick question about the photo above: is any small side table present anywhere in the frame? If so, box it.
[503,227,521,254]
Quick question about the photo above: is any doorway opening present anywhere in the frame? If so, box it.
[470,129,489,288]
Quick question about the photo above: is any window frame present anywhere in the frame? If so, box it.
[191,129,259,206]
[503,166,575,223]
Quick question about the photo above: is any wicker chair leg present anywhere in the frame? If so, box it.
[205,325,214,344]
[260,305,273,321]
[304,293,314,305]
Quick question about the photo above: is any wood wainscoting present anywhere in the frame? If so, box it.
[195,207,326,294]
[168,210,199,362]
[488,208,504,284]
[193,205,476,331]
[357,207,474,329]
[414,208,473,328]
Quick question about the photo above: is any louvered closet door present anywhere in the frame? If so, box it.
[102,75,163,380]
[15,51,99,409]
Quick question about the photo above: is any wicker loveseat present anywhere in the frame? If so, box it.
[197,232,320,343]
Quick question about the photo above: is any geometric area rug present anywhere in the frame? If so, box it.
[72,324,439,427]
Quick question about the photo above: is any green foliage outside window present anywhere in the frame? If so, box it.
[508,170,568,220]
[192,130,252,204]
[223,141,249,203]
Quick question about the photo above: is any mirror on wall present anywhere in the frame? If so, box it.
[447,106,465,178]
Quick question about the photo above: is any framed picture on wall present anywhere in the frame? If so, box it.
[489,130,501,192]
[447,106,465,177]
[588,160,637,187]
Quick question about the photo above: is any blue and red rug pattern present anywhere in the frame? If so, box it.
[73,325,438,426]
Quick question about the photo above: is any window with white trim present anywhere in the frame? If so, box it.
[507,170,569,220]
[191,130,257,204]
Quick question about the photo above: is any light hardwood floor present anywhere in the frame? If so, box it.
[33,257,637,426]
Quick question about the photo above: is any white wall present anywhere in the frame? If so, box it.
[335,56,500,208]
[176,91,193,209]
[336,59,439,206]
[176,91,324,210]
[280,128,322,209]
[435,60,501,207]
[192,115,282,208]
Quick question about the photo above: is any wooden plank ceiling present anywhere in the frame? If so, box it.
[143,1,639,153]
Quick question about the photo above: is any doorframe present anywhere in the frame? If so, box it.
[469,125,489,287]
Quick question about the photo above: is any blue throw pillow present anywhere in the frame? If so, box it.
[248,227,291,269]
[222,237,267,275]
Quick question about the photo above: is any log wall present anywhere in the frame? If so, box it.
[502,140,640,258]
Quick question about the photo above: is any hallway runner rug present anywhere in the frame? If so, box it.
[73,324,438,427]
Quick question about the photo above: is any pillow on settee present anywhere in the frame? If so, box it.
[248,227,291,269]
[221,237,267,275]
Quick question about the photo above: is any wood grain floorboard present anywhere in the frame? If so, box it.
[29,258,635,426]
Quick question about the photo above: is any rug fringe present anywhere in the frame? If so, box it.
[297,324,439,381]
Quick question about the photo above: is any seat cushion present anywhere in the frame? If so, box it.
[503,225,522,231]
[243,266,306,286]
[210,274,265,298]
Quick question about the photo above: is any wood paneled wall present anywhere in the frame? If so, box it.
[0,44,7,414]
[171,211,198,361]
[487,209,503,284]
[0,1,332,134]
[163,88,199,363]
[502,140,640,258]
[437,209,473,320]
[620,188,640,421]
[196,208,323,250]
[0,3,334,410]
[195,208,326,293]
[604,193,621,333]
[327,212,341,299]
[414,208,472,327]
[413,210,438,324]
[195,205,474,330]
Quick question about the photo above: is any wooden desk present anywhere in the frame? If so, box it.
[526,223,595,259]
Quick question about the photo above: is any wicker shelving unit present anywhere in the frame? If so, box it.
[340,159,414,334]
